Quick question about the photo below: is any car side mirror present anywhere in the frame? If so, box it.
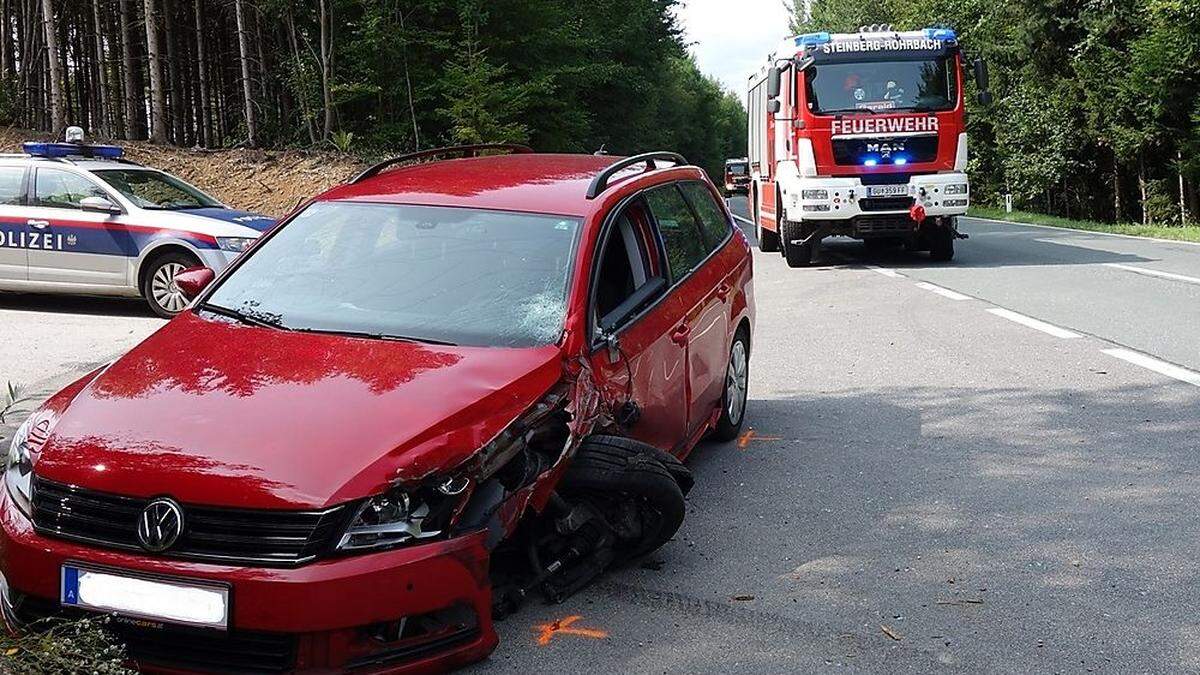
[766,66,781,99]
[175,266,215,300]
[973,58,992,106]
[80,196,121,215]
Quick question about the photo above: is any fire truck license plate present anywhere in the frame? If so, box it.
[866,185,909,197]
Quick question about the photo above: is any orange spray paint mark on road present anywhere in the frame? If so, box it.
[737,429,782,449]
[535,615,608,646]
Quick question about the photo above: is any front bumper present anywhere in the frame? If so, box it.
[0,488,498,673]
[789,172,970,222]
[194,248,241,273]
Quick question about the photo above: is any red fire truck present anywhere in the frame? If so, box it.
[747,25,991,265]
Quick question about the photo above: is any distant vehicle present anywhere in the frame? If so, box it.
[0,145,755,673]
[747,25,992,265]
[724,157,750,193]
[0,128,275,316]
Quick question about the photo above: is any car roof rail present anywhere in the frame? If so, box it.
[585,151,687,200]
[348,143,534,184]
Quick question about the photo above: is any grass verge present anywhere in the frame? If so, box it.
[968,206,1200,243]
[0,616,133,674]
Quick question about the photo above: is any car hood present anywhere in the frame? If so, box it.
[32,312,564,509]
[142,208,275,239]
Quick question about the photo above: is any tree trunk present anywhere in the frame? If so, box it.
[39,0,65,135]
[1178,150,1188,225]
[193,0,209,147]
[1,0,12,81]
[119,0,142,138]
[91,0,111,136]
[398,7,419,149]
[143,0,168,143]
[162,0,184,143]
[319,0,332,141]
[1111,150,1122,223]
[285,10,316,144]
[233,0,257,147]
[1138,153,1149,225]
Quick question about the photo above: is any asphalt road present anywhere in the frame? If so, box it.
[3,201,1200,672]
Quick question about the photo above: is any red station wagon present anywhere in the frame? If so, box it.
[0,146,754,673]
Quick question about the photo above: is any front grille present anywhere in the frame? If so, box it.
[832,134,939,166]
[5,592,297,672]
[31,477,350,567]
[859,196,914,212]
[853,214,917,235]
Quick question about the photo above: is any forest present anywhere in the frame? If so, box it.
[795,0,1200,225]
[0,0,747,180]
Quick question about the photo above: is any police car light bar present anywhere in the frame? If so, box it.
[22,142,125,159]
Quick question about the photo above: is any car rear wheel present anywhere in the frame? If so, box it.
[712,328,750,441]
[142,252,200,318]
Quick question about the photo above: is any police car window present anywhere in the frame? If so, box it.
[645,185,709,282]
[679,182,731,252]
[203,202,581,348]
[0,167,23,206]
[93,169,220,210]
[34,169,109,209]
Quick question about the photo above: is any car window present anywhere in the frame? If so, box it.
[594,201,658,326]
[0,167,24,205]
[34,168,109,209]
[93,169,221,210]
[645,185,709,282]
[680,182,731,251]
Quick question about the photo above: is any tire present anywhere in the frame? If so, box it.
[711,328,750,441]
[928,228,955,262]
[141,251,201,318]
[560,435,689,560]
[757,220,780,252]
[781,220,813,268]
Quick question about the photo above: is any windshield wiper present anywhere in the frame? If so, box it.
[200,302,289,330]
[291,326,457,346]
[824,108,880,116]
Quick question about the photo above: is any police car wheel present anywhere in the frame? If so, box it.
[143,253,199,318]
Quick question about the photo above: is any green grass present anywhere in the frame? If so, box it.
[968,206,1200,243]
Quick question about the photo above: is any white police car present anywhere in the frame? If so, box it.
[0,130,274,316]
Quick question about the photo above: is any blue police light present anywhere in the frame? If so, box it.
[893,157,908,166]
[795,32,832,47]
[863,158,879,167]
[22,142,124,159]
[923,28,957,41]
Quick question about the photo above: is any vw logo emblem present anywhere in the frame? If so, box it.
[137,498,184,552]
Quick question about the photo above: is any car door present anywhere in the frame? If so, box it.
[587,198,690,454]
[644,183,731,442]
[0,165,29,282]
[25,166,129,287]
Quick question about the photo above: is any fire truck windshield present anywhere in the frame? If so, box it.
[805,57,956,115]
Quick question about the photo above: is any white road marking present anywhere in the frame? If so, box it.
[986,308,1082,339]
[1103,263,1200,287]
[963,215,1200,248]
[914,282,971,301]
[1102,349,1200,387]
[867,265,904,278]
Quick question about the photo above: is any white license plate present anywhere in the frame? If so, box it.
[61,564,230,629]
[867,185,909,197]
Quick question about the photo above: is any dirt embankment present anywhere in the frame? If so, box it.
[1,127,365,217]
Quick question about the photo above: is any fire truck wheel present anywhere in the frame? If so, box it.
[782,220,813,268]
[757,221,780,252]
[929,228,955,262]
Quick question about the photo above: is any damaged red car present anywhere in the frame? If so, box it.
[0,146,754,672]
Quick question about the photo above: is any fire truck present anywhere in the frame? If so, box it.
[747,25,991,265]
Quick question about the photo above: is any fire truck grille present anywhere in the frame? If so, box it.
[852,215,916,235]
[832,134,939,166]
[30,477,349,567]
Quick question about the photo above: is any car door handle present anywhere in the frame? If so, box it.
[670,324,690,346]
[27,220,49,229]
[716,283,731,301]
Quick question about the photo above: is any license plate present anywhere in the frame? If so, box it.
[867,185,909,197]
[61,564,230,629]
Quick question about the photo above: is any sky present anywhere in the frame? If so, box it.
[675,0,800,95]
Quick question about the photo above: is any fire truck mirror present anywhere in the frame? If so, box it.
[767,99,781,114]
[767,67,781,99]
[977,90,994,106]
[973,58,991,96]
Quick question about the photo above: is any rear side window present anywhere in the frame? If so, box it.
[645,185,708,282]
[680,182,731,250]
[0,166,24,205]
[34,168,109,209]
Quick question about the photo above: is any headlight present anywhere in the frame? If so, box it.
[336,478,469,552]
[944,184,969,195]
[216,237,255,253]
[801,189,829,200]
[5,418,34,515]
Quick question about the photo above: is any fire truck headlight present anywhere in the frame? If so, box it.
[217,237,256,253]
[801,190,828,200]
[944,184,969,195]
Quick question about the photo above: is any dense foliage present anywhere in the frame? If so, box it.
[794,0,1200,225]
[0,0,746,180]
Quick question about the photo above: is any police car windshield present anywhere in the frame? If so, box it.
[92,169,222,210]
[203,202,580,348]
[806,57,956,115]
